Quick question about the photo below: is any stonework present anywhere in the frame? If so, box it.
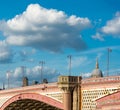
[58,76,82,110]
[0,75,120,110]
[81,76,120,110]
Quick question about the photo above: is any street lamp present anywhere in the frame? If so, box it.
[21,66,26,78]
[6,71,10,89]
[39,61,45,83]
[107,48,112,76]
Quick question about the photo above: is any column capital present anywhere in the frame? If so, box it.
[58,76,82,91]
[61,87,73,93]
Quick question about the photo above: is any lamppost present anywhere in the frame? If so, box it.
[107,48,112,76]
[39,61,45,83]
[21,66,26,78]
[6,71,10,89]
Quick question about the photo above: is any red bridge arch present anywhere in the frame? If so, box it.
[0,93,63,110]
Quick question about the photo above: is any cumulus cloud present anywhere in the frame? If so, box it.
[0,40,13,63]
[92,12,120,40]
[92,32,104,41]
[101,12,120,36]
[9,65,59,87]
[0,4,91,52]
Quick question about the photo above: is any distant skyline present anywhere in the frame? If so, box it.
[0,0,120,88]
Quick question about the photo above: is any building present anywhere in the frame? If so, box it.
[81,59,120,110]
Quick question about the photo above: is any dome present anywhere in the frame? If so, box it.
[91,68,103,78]
[91,59,103,78]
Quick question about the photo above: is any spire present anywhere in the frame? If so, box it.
[96,58,99,69]
[91,58,103,78]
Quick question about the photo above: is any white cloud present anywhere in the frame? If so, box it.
[0,40,13,63]
[92,32,104,41]
[13,67,24,78]
[101,12,120,36]
[9,65,59,87]
[92,12,120,41]
[81,72,91,78]
[67,15,91,28]
[0,4,91,52]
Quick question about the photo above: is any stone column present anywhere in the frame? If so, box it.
[62,88,72,110]
[58,76,82,110]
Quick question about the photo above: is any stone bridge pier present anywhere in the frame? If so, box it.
[58,76,82,110]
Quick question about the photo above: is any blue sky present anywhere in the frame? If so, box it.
[0,0,120,88]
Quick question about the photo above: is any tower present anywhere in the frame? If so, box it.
[58,76,82,110]
[22,77,28,87]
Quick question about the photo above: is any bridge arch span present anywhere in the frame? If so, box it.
[1,93,63,110]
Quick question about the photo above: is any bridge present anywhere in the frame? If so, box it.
[0,83,63,110]
[0,76,81,110]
